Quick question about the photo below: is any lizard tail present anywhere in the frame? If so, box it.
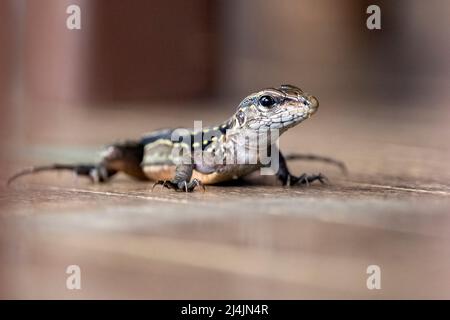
[6,164,106,186]
[284,153,348,175]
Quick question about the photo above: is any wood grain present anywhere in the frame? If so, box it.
[1,97,450,299]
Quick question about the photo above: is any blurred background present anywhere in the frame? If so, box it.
[0,0,449,154]
[1,0,450,299]
[0,0,449,176]
[1,0,449,104]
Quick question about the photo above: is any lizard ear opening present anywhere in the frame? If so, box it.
[236,111,246,126]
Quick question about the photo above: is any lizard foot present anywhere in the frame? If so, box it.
[152,178,205,192]
[285,173,329,187]
[87,165,112,183]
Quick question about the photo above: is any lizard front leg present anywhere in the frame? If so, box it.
[152,164,205,192]
[276,151,328,186]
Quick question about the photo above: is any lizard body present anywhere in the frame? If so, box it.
[8,85,346,191]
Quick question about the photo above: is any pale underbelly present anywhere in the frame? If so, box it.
[141,164,257,185]
[142,165,232,184]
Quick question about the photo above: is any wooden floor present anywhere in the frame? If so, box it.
[1,93,450,299]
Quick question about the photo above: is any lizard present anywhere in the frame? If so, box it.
[7,84,346,192]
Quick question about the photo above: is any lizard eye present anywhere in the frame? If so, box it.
[259,95,276,107]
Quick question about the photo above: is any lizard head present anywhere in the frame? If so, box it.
[231,84,319,133]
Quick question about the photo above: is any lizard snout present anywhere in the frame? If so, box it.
[307,95,319,115]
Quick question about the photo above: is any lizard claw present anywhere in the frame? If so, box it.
[151,179,205,192]
[191,178,206,192]
[288,173,329,187]
[151,180,167,191]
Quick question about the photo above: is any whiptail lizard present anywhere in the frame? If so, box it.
[8,85,346,192]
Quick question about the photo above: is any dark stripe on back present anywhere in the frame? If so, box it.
[140,129,174,145]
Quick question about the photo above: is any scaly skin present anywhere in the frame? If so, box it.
[7,85,346,192]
